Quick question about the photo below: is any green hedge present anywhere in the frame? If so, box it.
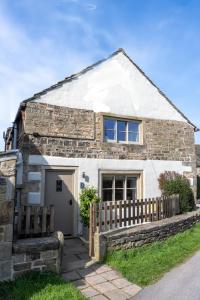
[158,172,195,213]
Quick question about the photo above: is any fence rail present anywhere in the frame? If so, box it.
[89,196,180,256]
[15,205,55,238]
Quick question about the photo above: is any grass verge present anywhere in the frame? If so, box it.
[106,223,200,286]
[0,271,86,300]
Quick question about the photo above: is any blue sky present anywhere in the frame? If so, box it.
[0,0,200,149]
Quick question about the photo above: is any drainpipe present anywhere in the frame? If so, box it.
[13,123,17,150]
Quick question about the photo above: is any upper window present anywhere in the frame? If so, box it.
[104,118,140,143]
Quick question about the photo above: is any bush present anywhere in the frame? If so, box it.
[80,187,100,227]
[197,176,200,199]
[158,171,195,213]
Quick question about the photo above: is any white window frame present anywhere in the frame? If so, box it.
[103,117,141,144]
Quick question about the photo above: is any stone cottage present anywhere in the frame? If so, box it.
[4,49,198,237]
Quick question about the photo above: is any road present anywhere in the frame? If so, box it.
[133,250,200,300]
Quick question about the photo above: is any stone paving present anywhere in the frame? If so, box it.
[61,238,141,299]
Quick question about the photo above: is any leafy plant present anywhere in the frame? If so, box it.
[80,187,100,226]
[158,171,195,213]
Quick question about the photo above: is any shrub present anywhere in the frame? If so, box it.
[158,171,195,213]
[80,187,100,227]
[197,176,200,199]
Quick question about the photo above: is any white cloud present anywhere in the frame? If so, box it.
[0,4,100,150]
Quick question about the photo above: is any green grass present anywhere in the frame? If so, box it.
[106,223,200,287]
[0,271,86,300]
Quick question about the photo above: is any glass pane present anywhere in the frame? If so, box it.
[117,131,126,141]
[104,119,115,130]
[115,176,124,188]
[103,189,112,201]
[103,176,113,189]
[128,121,139,132]
[115,189,124,201]
[127,189,136,200]
[56,180,62,192]
[117,121,126,142]
[127,177,137,188]
[105,129,115,140]
[128,132,139,142]
[117,121,126,131]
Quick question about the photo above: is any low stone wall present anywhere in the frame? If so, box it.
[0,153,17,281]
[12,236,62,279]
[94,209,200,261]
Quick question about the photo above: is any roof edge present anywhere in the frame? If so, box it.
[20,48,198,130]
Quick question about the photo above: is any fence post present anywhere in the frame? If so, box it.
[89,204,94,257]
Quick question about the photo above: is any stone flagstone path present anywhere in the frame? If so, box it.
[61,238,141,300]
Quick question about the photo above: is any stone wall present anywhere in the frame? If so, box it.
[0,153,16,281]
[12,235,63,279]
[18,102,196,163]
[94,209,200,261]
[15,102,197,204]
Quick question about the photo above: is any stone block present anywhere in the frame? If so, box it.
[0,260,11,281]
[14,262,31,271]
[94,281,116,293]
[0,201,14,225]
[85,275,106,285]
[0,242,12,259]
[122,284,141,297]
[41,250,57,259]
[0,224,13,242]
[104,289,129,300]
[81,287,99,298]
[13,254,25,264]
[112,278,131,289]
[13,237,59,254]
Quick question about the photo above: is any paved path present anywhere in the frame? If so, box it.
[61,238,141,299]
[133,250,200,300]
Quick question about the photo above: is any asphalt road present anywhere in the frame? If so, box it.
[133,250,200,300]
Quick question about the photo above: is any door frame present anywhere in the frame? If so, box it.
[41,166,79,236]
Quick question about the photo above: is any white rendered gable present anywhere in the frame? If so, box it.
[34,52,186,123]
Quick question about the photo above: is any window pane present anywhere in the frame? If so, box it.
[103,176,113,189]
[117,121,126,141]
[118,131,126,141]
[105,129,115,141]
[104,119,115,130]
[115,189,124,201]
[128,132,139,142]
[104,119,116,141]
[127,177,137,188]
[128,121,139,132]
[127,189,136,200]
[103,189,112,201]
[115,176,124,188]
[117,121,126,131]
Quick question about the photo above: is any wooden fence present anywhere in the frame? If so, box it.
[14,205,55,238]
[89,196,180,256]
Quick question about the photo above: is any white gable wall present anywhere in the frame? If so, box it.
[34,52,186,123]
